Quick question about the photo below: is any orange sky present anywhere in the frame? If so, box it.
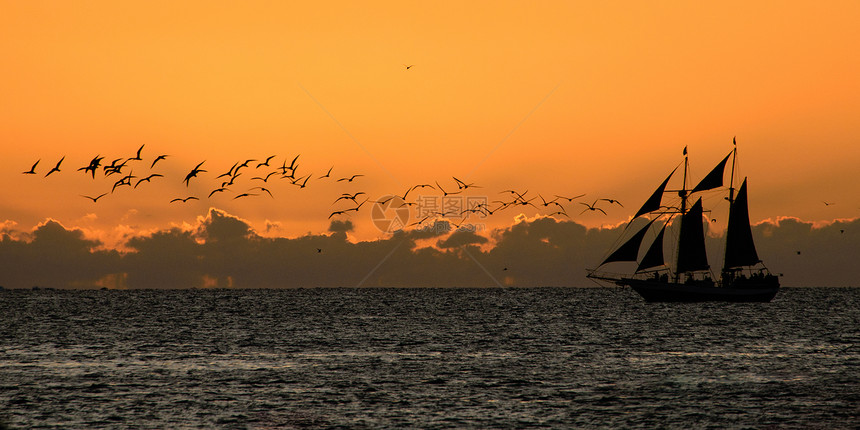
[2,1,859,245]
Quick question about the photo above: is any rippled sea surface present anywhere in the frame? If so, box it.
[1,287,858,428]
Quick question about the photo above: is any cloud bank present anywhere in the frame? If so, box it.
[0,209,857,289]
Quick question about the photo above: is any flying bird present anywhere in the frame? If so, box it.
[333,192,366,204]
[452,176,480,190]
[23,159,39,174]
[337,174,364,182]
[256,155,276,168]
[436,181,462,197]
[208,187,229,198]
[103,158,126,176]
[233,192,258,200]
[45,156,65,177]
[318,166,334,179]
[217,162,239,179]
[129,144,145,161]
[281,154,300,173]
[150,154,169,169]
[554,194,586,202]
[250,186,274,198]
[328,199,367,218]
[404,64,415,70]
[251,171,278,182]
[580,200,607,215]
[170,196,199,203]
[600,198,623,207]
[183,161,207,186]
[134,173,163,188]
[78,155,104,178]
[81,193,108,203]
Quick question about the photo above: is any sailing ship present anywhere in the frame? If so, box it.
[587,139,780,302]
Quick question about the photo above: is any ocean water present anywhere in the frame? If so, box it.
[0,287,858,429]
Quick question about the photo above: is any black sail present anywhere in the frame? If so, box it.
[634,167,677,218]
[724,178,760,268]
[676,198,709,273]
[691,152,731,193]
[601,219,656,265]
[637,223,667,272]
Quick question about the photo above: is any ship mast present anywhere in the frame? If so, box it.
[728,137,737,204]
[675,147,689,283]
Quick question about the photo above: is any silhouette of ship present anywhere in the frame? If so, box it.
[587,140,780,302]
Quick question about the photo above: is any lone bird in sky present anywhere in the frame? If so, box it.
[404,64,414,70]
[45,156,65,177]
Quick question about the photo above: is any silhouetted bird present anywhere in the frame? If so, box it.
[134,174,163,188]
[81,193,108,203]
[436,181,462,197]
[256,155,276,168]
[318,166,333,179]
[183,161,206,186]
[129,144,145,161]
[337,174,363,182]
[452,176,480,190]
[78,155,103,178]
[251,171,277,182]
[170,196,199,203]
[45,157,64,177]
[23,159,39,174]
[554,194,586,202]
[208,188,229,198]
[580,201,607,215]
[250,186,274,198]
[404,64,415,70]
[217,162,239,179]
[334,192,366,204]
[151,154,169,168]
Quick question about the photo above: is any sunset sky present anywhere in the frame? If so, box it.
[2,2,859,288]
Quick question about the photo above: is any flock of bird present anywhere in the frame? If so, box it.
[21,145,626,228]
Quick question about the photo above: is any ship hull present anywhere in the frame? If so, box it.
[621,278,779,303]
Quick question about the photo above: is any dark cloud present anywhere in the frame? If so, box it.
[437,229,488,249]
[0,220,122,289]
[0,211,857,289]
[328,219,354,233]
